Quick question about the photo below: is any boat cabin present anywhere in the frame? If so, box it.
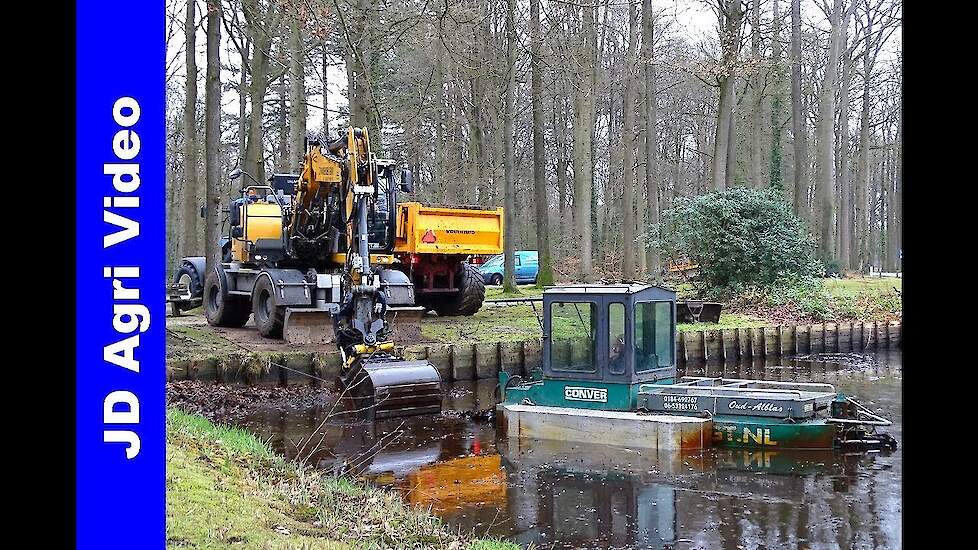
[501,284,678,411]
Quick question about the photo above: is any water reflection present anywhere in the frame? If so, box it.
[238,351,901,549]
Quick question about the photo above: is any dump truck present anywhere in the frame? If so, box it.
[394,202,503,315]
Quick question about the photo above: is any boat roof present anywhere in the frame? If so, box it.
[543,283,676,295]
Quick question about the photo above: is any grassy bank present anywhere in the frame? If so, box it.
[166,409,520,549]
[421,305,768,344]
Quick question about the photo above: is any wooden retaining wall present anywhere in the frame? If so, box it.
[167,321,901,385]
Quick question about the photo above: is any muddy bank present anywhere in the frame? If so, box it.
[166,380,336,424]
[167,379,497,425]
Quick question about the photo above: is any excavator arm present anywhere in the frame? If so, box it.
[299,127,442,419]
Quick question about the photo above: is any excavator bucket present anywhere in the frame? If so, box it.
[343,358,443,420]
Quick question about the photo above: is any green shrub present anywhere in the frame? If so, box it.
[652,187,822,297]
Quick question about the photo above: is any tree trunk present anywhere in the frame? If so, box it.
[815,0,843,264]
[748,0,763,188]
[530,0,554,287]
[288,21,307,171]
[790,0,809,218]
[502,0,517,292]
[853,11,876,272]
[556,91,569,254]
[770,0,785,191]
[322,47,331,138]
[573,4,596,281]
[621,1,638,279]
[643,0,661,279]
[182,0,199,258]
[711,0,744,191]
[242,0,278,184]
[277,79,288,172]
[237,39,249,167]
[726,89,739,184]
[837,11,854,271]
[204,0,222,271]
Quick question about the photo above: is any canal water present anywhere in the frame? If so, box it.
[239,351,901,549]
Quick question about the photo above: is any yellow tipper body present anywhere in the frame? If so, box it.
[394,202,504,256]
[232,202,283,262]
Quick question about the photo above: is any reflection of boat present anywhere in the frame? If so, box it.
[500,438,679,549]
[499,437,871,548]
[500,284,897,450]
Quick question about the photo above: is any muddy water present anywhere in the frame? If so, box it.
[239,351,901,549]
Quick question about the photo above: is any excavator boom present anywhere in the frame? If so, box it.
[301,128,442,419]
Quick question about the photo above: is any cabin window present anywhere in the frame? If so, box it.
[608,302,626,374]
[549,301,597,373]
[634,301,674,371]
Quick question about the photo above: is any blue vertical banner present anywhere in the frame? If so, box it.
[76,1,165,547]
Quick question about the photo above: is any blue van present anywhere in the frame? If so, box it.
[479,251,539,285]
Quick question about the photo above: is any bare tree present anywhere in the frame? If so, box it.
[241,0,285,183]
[790,0,808,217]
[182,0,200,258]
[502,0,517,293]
[531,0,554,287]
[204,0,222,271]
[622,0,639,278]
[747,0,763,188]
[710,0,745,190]
[814,0,845,263]
[642,0,661,278]
[573,3,596,281]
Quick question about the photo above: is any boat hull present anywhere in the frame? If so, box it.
[711,416,837,449]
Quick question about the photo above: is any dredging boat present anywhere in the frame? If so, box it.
[498,284,896,450]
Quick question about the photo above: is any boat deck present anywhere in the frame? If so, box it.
[638,377,838,419]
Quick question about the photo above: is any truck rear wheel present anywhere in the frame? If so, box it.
[252,275,285,338]
[204,267,251,327]
[433,263,485,317]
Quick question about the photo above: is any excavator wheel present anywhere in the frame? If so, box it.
[204,267,251,327]
[434,262,485,317]
[252,275,285,338]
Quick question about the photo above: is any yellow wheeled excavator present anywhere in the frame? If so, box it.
[203,127,441,419]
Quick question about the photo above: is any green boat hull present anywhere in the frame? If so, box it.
[501,374,842,450]
[711,416,837,450]
[500,373,676,411]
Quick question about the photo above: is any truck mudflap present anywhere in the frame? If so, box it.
[342,357,442,420]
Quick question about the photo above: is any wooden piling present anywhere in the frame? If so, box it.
[523,340,543,372]
[705,330,723,362]
[889,321,901,348]
[499,341,525,376]
[748,328,761,358]
[839,322,852,352]
[683,331,704,362]
[474,342,500,379]
[825,323,838,352]
[780,326,795,356]
[763,327,779,356]
[451,343,477,381]
[426,344,453,382]
[722,329,737,362]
